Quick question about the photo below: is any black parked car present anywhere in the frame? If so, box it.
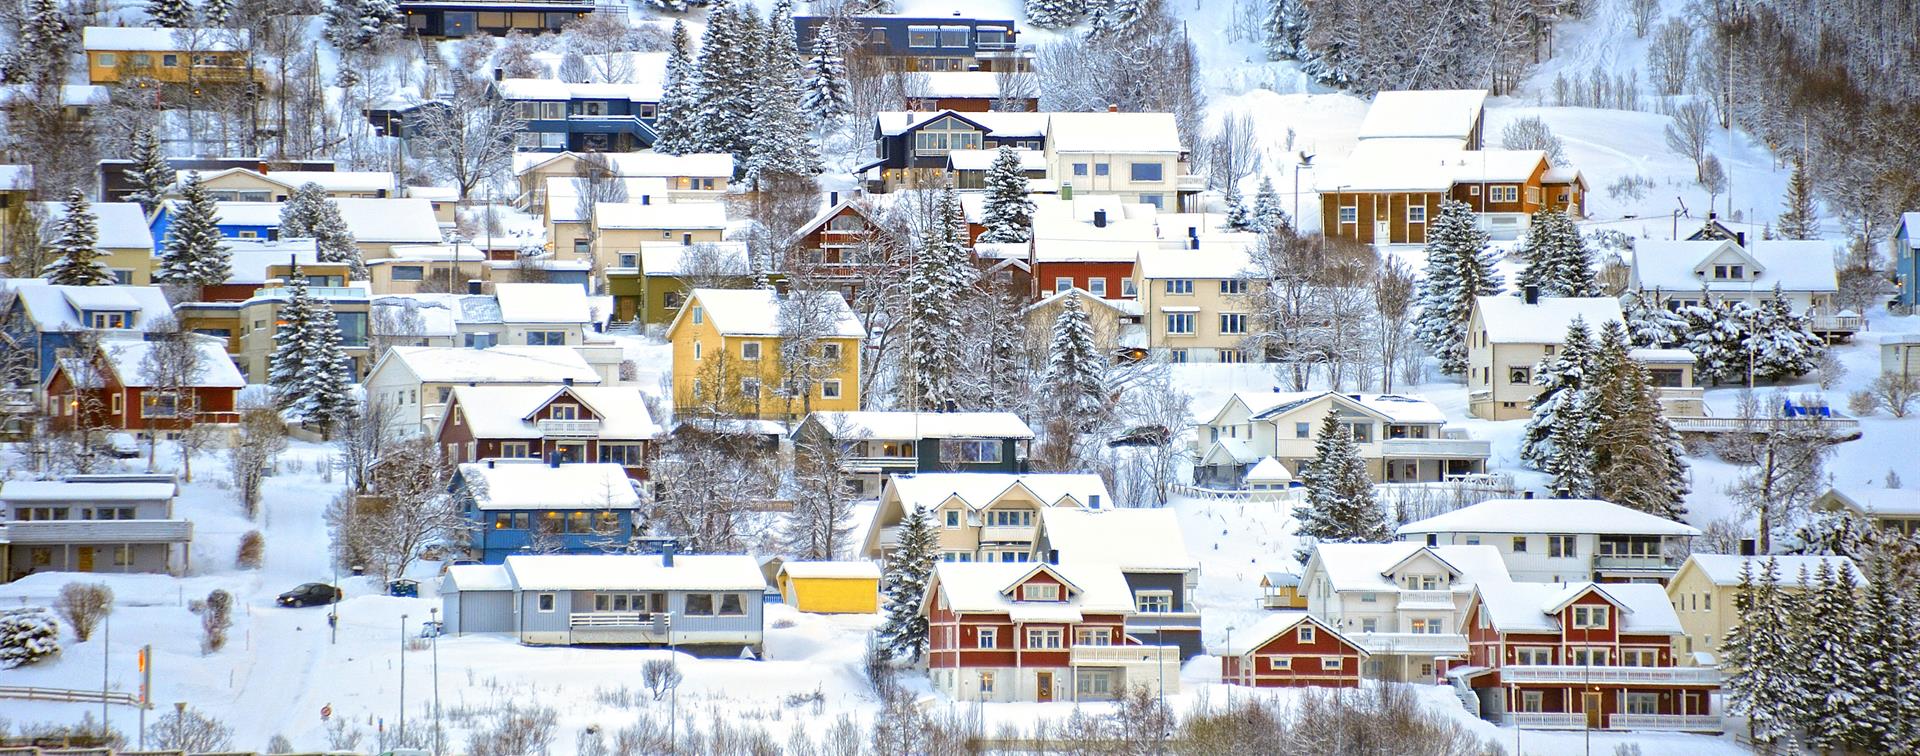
[278,583,342,607]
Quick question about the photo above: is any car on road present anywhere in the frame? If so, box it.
[278,583,342,607]
[103,432,140,458]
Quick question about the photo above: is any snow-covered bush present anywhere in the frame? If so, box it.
[1847,390,1877,417]
[236,530,265,570]
[0,607,62,667]
[199,589,234,654]
[56,582,113,642]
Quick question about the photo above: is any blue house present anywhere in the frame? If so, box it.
[400,0,601,37]
[149,200,283,249]
[1895,212,1920,310]
[495,75,663,153]
[452,459,645,564]
[2,283,174,383]
[794,12,1028,72]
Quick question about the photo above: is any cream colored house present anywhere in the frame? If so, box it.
[859,472,1113,562]
[38,201,154,285]
[361,345,605,438]
[1195,391,1489,486]
[493,283,595,347]
[591,201,728,277]
[1665,554,1862,664]
[1812,485,1920,539]
[513,152,733,212]
[1629,348,1706,419]
[1465,293,1625,420]
[542,176,669,261]
[1020,288,1143,362]
[364,244,493,295]
[1300,542,1512,682]
[1132,244,1257,362]
[1043,112,1199,212]
[194,167,397,201]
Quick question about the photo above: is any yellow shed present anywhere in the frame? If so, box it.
[777,561,883,614]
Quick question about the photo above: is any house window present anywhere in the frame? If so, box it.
[938,25,968,47]
[1508,366,1531,384]
[89,312,128,329]
[1129,162,1164,182]
[663,291,684,310]
[98,53,117,66]
[1297,625,1316,643]
[500,442,531,458]
[618,253,638,268]
[691,306,703,324]
[598,444,644,466]
[392,265,424,281]
[740,377,761,396]
[1625,692,1659,715]
[1548,535,1577,558]
[1571,606,1610,629]
[1075,628,1111,646]
[1267,656,1292,671]
[1094,163,1109,176]
[685,594,715,616]
[977,627,997,648]
[537,594,556,612]
[741,341,761,360]
[912,119,982,154]
[1169,348,1188,363]
[1570,647,1610,665]
[979,671,995,693]
[821,380,842,400]
[1073,163,1088,176]
[988,509,1033,527]
[1139,194,1165,209]
[1166,312,1195,334]
[526,331,565,345]
[1135,591,1172,613]
[907,25,937,47]
[1121,278,1138,297]
[1165,279,1193,295]
[1338,206,1358,224]
[1410,618,1443,634]
[692,342,702,360]
[1360,592,1377,603]
[821,343,841,361]
[1511,536,1527,553]
[1219,313,1247,334]
[1220,279,1248,295]
[1295,422,1311,438]
[945,510,960,528]
[1321,658,1343,671]
[1520,691,1544,712]
[1621,649,1657,666]
[1054,276,1073,293]
[143,393,178,418]
[1515,647,1553,665]
[1407,205,1427,223]
[717,593,745,615]
[465,333,497,349]
[1360,618,1377,632]
[1025,628,1063,648]
[1088,278,1107,297]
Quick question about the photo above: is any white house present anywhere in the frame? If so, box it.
[1396,498,1701,584]
[1630,238,1857,340]
[1299,542,1513,682]
[1465,292,1626,420]
[363,345,604,438]
[1195,390,1489,486]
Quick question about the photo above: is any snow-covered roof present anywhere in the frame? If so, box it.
[1135,244,1253,280]
[382,345,602,385]
[514,151,734,179]
[36,201,152,250]
[1046,112,1183,153]
[444,563,511,592]
[220,239,320,284]
[969,111,1050,138]
[83,26,249,52]
[0,479,177,502]
[680,287,865,338]
[493,283,592,324]
[1037,508,1196,571]
[875,110,981,137]
[456,461,640,511]
[1628,348,1695,364]
[593,200,727,230]
[544,177,671,222]
[1681,554,1867,587]
[502,553,764,592]
[6,282,172,332]
[1318,141,1547,192]
[779,561,882,580]
[915,71,1019,98]
[888,472,1111,513]
[1473,295,1625,344]
[332,198,443,243]
[1475,582,1682,635]
[1631,239,1838,295]
[1820,485,1920,517]
[448,385,660,440]
[263,171,398,194]
[947,148,1046,172]
[1245,456,1293,482]
[1224,390,1449,426]
[495,73,665,103]
[370,295,461,338]
[406,185,459,201]
[1356,89,1487,143]
[1398,498,1701,537]
[93,331,245,388]
[801,411,1033,440]
[638,241,749,276]
[1307,542,1511,594]
[1225,612,1358,657]
[931,562,1136,618]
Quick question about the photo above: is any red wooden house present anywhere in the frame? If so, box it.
[1455,582,1720,732]
[44,332,243,436]
[923,561,1180,703]
[1221,612,1367,688]
[435,384,662,479]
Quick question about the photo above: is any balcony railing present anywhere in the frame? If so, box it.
[1809,315,1863,333]
[979,525,1036,543]
[1260,594,1306,610]
[1175,174,1206,191]
[1380,437,1492,459]
[569,611,662,628]
[1125,611,1202,630]
[1348,632,1466,655]
[1608,714,1722,732]
[1501,665,1721,685]
[1593,554,1680,571]
[1070,644,1180,666]
[2,519,193,544]
[537,418,601,438]
[1394,589,1457,609]
[1668,415,1862,438]
[1508,712,1586,729]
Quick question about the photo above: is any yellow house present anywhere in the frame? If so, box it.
[1258,570,1307,609]
[82,26,252,85]
[666,287,865,421]
[1665,554,1864,665]
[194,167,397,202]
[590,200,727,276]
[776,561,882,614]
[544,176,669,261]
[514,151,734,212]
[38,200,155,285]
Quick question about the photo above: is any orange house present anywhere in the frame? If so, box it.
[1320,146,1587,245]
[45,332,244,436]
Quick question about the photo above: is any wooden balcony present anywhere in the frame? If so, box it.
[537,418,601,438]
[1501,664,1721,685]
[1070,644,1180,667]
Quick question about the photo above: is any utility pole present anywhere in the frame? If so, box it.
[430,607,442,756]
[399,613,408,746]
[101,612,111,730]
[137,646,151,749]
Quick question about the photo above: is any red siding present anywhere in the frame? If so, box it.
[1225,617,1366,688]
[1032,261,1134,301]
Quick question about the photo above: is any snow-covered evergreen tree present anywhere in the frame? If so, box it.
[1513,209,1597,297]
[202,0,235,25]
[1724,558,1801,746]
[1027,0,1091,29]
[268,267,355,430]
[801,21,849,123]
[1623,289,1686,348]
[1856,556,1920,752]
[42,190,112,286]
[653,20,700,155]
[0,607,60,668]
[742,0,821,186]
[692,0,764,161]
[1586,320,1689,519]
[1681,288,1753,385]
[147,0,193,27]
[1292,413,1387,564]
[903,188,971,411]
[1520,316,1591,467]
[155,172,231,287]
[1797,560,1869,752]
[1088,0,1144,38]
[979,146,1034,244]
[877,504,935,661]
[1252,175,1287,232]
[124,127,175,216]
[1776,159,1819,241]
[324,0,399,50]
[1223,181,1255,232]
[1263,0,1307,60]
[280,183,365,280]
[1745,285,1822,382]
[1545,386,1596,498]
[1045,291,1105,428]
[11,0,69,82]
[1414,199,1502,375]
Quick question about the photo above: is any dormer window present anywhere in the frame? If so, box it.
[1711,264,1745,280]
[1571,605,1610,629]
[1020,583,1059,602]
[1297,625,1317,643]
[88,312,128,329]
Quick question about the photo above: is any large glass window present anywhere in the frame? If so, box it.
[1167,312,1194,334]
[335,312,368,347]
[907,25,937,47]
[938,25,969,47]
[1129,162,1164,182]
[939,439,1002,464]
[684,594,714,615]
[912,120,982,154]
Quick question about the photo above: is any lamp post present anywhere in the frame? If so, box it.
[399,613,408,746]
[1293,153,1314,229]
[430,607,442,756]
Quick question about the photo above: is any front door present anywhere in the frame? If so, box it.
[1036,671,1053,702]
[76,547,94,572]
[1583,692,1604,729]
[1375,220,1392,243]
[557,443,584,463]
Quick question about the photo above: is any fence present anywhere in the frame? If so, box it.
[0,686,145,708]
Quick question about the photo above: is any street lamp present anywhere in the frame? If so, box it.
[430,607,442,756]
[1293,152,1315,228]
[399,613,409,746]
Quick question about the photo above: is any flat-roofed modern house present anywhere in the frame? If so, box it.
[400,0,611,37]
[440,550,765,655]
[1397,498,1701,584]
[794,12,1029,73]
[494,69,665,153]
[1,474,192,582]
[791,411,1034,497]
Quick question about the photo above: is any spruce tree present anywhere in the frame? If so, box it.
[202,0,234,25]
[1262,0,1307,60]
[1586,320,1688,519]
[1514,209,1597,297]
[42,190,113,286]
[1252,175,1288,232]
[1745,284,1822,382]
[1414,199,1503,375]
[652,20,700,155]
[283,184,366,280]
[692,0,764,162]
[1520,317,1591,467]
[14,0,70,82]
[877,504,936,662]
[1292,413,1387,564]
[147,0,193,27]
[1545,387,1596,498]
[268,267,356,430]
[1798,560,1868,752]
[1623,289,1686,348]
[801,21,849,124]
[155,172,232,288]
[979,146,1034,244]
[1222,181,1255,232]
[124,127,175,216]
[1776,159,1819,241]
[1856,556,1919,752]
[903,188,970,411]
[743,0,821,186]
[1044,292,1105,429]
[1724,558,1801,746]
[1027,0,1090,29]
[1681,288,1752,385]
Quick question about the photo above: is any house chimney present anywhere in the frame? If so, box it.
[1739,538,1757,557]
[829,191,839,206]
[1107,103,1118,113]
[1735,231,1746,246]
[563,377,574,386]
[493,68,504,82]
[1523,285,1539,305]
[1093,209,1107,228]
[661,540,676,567]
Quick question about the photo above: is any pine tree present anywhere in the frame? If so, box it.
[147,0,193,27]
[283,184,367,281]
[1088,0,1144,38]
[15,0,70,82]
[1262,0,1307,60]
[1776,159,1819,241]
[1514,209,1597,297]
[42,190,113,286]
[903,188,971,411]
[1586,320,1688,519]
[0,607,60,668]
[692,0,764,161]
[156,173,232,287]
[979,146,1034,244]
[1723,558,1801,746]
[742,0,821,186]
[1623,289,1686,348]
[268,267,355,430]
[1222,181,1255,232]
[1292,413,1387,564]
[1520,317,1591,467]
[1045,292,1105,429]
[1027,0,1090,29]
[1252,175,1288,233]
[358,0,401,44]
[877,504,936,662]
[1798,560,1868,752]
[124,127,175,216]
[1856,556,1919,752]
[202,0,235,25]
[653,21,700,155]
[801,22,850,124]
[1414,199,1503,375]
[1745,284,1822,382]
[1681,288,1752,385]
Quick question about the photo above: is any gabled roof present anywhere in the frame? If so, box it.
[1306,542,1511,593]
[1677,554,1868,588]
[1226,611,1363,657]
[92,331,245,388]
[378,345,602,385]
[799,411,1034,441]
[1357,89,1487,143]
[445,385,661,440]
[37,201,152,250]
[1631,239,1838,295]
[454,461,640,511]
[83,26,249,51]
[1815,485,1920,517]
[332,198,443,243]
[1473,581,1682,635]
[1245,456,1293,482]
[1037,507,1196,571]
[6,282,173,332]
[1472,295,1625,344]
[874,109,990,137]
[593,200,727,230]
[502,553,763,591]
[1398,498,1700,537]
[493,283,592,324]
[544,177,670,223]
[672,287,864,339]
[928,561,1135,618]
[887,472,1111,513]
[1222,389,1449,426]
[1135,244,1253,280]
[1046,112,1183,153]
[262,170,398,194]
